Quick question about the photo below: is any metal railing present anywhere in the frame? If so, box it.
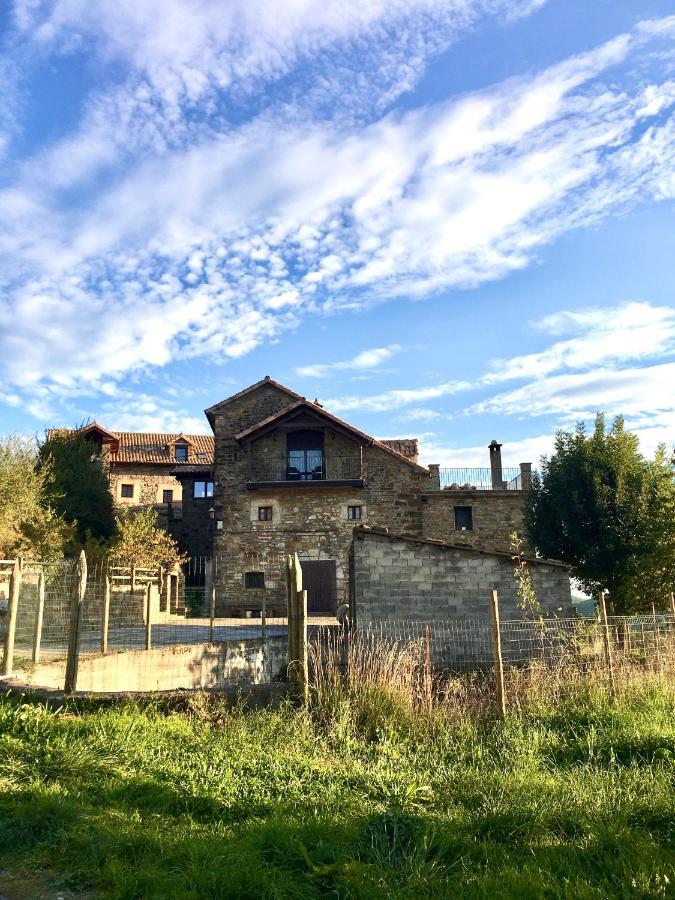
[249,455,362,483]
[438,467,521,491]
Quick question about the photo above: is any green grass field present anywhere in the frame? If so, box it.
[0,675,674,899]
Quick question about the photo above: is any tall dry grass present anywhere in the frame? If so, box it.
[307,624,675,730]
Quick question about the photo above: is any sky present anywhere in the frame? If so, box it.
[0,0,673,469]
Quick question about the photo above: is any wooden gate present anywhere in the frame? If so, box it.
[300,560,337,615]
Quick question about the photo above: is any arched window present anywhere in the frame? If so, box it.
[286,430,324,480]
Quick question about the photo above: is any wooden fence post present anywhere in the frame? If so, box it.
[64,551,87,693]
[599,591,617,700]
[490,589,506,718]
[297,588,308,703]
[670,591,675,624]
[208,581,216,643]
[145,582,152,651]
[2,558,23,676]
[424,623,432,711]
[101,576,110,654]
[32,570,45,664]
[652,602,662,674]
[286,555,296,670]
[130,565,136,595]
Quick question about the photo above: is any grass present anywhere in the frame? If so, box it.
[0,650,674,898]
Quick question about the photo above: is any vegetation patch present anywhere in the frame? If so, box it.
[0,680,673,898]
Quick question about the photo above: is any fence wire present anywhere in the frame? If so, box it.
[2,555,674,695]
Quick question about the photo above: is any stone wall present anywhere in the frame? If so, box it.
[109,464,183,508]
[351,528,572,627]
[212,382,429,613]
[420,490,532,554]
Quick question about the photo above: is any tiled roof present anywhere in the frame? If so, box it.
[112,432,214,464]
[380,439,418,461]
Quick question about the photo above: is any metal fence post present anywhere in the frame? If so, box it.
[2,558,23,676]
[32,570,45,664]
[64,551,87,693]
[490,589,506,718]
[101,575,111,654]
[599,591,616,700]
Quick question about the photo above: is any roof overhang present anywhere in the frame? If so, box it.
[235,400,375,446]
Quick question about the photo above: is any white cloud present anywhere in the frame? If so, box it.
[295,344,402,378]
[0,15,673,414]
[484,301,675,383]
[417,433,556,467]
[327,381,471,413]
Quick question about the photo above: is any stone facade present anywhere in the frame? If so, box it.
[209,379,430,614]
[351,528,572,637]
[420,489,533,554]
[109,464,183,510]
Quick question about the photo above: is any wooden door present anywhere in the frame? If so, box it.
[301,560,337,615]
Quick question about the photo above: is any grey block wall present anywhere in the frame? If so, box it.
[350,530,572,668]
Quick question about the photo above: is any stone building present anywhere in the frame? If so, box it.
[70,377,558,616]
[199,376,540,615]
[68,423,215,552]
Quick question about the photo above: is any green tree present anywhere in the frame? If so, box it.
[112,508,186,571]
[40,427,115,543]
[0,434,73,560]
[525,414,675,614]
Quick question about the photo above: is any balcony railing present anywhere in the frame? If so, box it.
[249,455,363,485]
[438,467,522,491]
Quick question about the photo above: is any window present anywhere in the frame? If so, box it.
[162,489,173,503]
[174,442,188,462]
[121,484,134,498]
[454,506,473,531]
[347,505,362,520]
[245,571,265,589]
[258,506,273,522]
[193,481,214,498]
[287,430,324,481]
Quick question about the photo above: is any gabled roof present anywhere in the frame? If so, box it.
[235,398,429,474]
[82,422,119,443]
[49,426,215,465]
[204,375,305,428]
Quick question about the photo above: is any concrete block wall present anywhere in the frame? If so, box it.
[351,529,572,626]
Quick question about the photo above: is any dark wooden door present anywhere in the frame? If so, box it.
[301,560,337,615]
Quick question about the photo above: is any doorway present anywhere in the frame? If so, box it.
[301,560,337,615]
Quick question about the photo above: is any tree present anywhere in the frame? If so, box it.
[525,414,675,614]
[0,434,73,560]
[40,427,115,543]
[112,508,186,571]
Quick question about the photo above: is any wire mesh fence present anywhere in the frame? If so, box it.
[2,553,674,700]
[356,614,675,673]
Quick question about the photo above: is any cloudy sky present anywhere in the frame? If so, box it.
[0,0,673,467]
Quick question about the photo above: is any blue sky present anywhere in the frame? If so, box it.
[0,0,673,467]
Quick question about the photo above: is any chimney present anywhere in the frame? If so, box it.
[489,440,503,489]
[427,463,440,491]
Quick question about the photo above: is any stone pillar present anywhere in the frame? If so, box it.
[489,440,504,489]
[519,462,532,491]
[426,463,440,491]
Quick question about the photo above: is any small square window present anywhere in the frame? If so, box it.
[194,481,214,498]
[347,505,362,520]
[258,506,273,522]
[121,484,134,498]
[174,443,188,462]
[454,506,473,531]
[245,571,265,589]
[162,489,173,504]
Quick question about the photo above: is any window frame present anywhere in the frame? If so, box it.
[120,483,134,499]
[347,505,362,520]
[258,505,273,522]
[245,571,265,589]
[162,489,174,504]
[174,442,189,462]
[193,481,214,499]
[454,505,474,532]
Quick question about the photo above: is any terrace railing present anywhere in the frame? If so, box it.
[249,455,363,484]
[438,467,522,491]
